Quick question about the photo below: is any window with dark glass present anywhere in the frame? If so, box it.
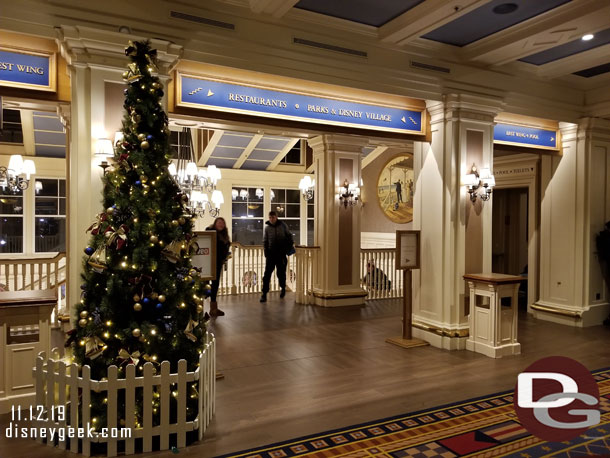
[0,109,24,144]
[35,179,66,252]
[271,188,301,243]
[280,140,302,165]
[231,187,264,245]
[169,129,192,159]
[0,186,24,253]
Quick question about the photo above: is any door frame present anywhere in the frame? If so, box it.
[493,153,540,313]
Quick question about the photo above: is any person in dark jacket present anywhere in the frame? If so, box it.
[260,211,294,303]
[206,217,231,317]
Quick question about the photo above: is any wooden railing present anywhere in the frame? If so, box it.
[360,248,403,300]
[217,243,297,296]
[294,245,320,304]
[0,252,66,292]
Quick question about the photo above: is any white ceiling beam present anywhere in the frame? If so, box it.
[267,138,300,170]
[198,129,224,166]
[233,134,263,169]
[248,0,299,18]
[379,0,491,46]
[462,0,610,66]
[537,44,610,79]
[362,146,388,169]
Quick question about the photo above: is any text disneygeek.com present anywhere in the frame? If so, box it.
[5,405,131,440]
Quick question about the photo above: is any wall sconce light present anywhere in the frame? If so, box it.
[298,175,315,201]
[255,188,264,199]
[95,138,114,173]
[338,179,360,208]
[462,164,495,203]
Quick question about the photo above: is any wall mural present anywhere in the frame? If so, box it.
[376,155,414,224]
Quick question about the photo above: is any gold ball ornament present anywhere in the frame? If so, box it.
[158,294,166,303]
[149,88,156,94]
[80,310,88,318]
[133,303,142,312]
[122,71,129,79]
[78,318,88,327]
[152,82,162,89]
[137,133,146,141]
[185,275,192,283]
[140,175,148,183]
[151,292,159,300]
[132,328,141,338]
[197,304,203,313]
[178,217,186,225]
[149,235,158,243]
[106,207,115,215]
[141,140,150,150]
[133,294,140,302]
[171,220,179,227]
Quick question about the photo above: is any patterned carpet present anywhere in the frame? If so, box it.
[218,368,610,458]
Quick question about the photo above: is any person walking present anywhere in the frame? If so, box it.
[260,211,294,303]
[206,217,231,317]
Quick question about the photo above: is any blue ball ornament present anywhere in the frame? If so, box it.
[142,297,150,305]
[146,134,153,141]
[135,180,142,186]
[156,303,163,309]
[85,246,94,255]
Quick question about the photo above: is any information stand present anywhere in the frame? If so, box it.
[386,231,428,349]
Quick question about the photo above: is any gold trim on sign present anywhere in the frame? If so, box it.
[531,303,582,318]
[175,72,425,135]
[493,139,559,152]
[412,321,469,338]
[0,46,56,92]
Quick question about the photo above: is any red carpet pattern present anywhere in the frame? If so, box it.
[217,368,610,458]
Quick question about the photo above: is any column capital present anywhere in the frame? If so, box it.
[56,25,183,75]
[308,134,369,155]
[576,117,610,141]
[443,93,505,124]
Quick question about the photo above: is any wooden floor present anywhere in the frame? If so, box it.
[1,293,609,457]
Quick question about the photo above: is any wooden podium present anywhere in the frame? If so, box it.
[386,231,428,349]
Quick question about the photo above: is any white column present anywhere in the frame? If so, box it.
[308,134,367,306]
[535,118,610,326]
[412,94,502,349]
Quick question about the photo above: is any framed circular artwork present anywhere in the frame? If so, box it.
[377,154,414,224]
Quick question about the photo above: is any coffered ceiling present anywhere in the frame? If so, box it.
[241,0,610,83]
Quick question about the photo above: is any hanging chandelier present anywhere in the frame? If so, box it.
[168,128,223,217]
[0,155,36,192]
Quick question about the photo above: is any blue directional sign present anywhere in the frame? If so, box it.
[494,123,558,150]
[0,48,55,91]
[177,74,425,135]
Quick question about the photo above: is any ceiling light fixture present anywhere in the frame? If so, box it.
[492,3,518,15]
[582,34,594,41]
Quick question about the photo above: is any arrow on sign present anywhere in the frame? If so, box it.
[401,116,406,123]
[207,89,214,97]
[550,137,555,142]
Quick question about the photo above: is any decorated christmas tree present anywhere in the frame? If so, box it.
[69,41,209,419]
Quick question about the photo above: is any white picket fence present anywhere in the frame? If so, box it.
[32,333,216,457]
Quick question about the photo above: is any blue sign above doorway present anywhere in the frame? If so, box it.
[176,74,425,135]
[494,123,558,150]
[0,48,56,92]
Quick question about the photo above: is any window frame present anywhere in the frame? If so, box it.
[33,177,66,254]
